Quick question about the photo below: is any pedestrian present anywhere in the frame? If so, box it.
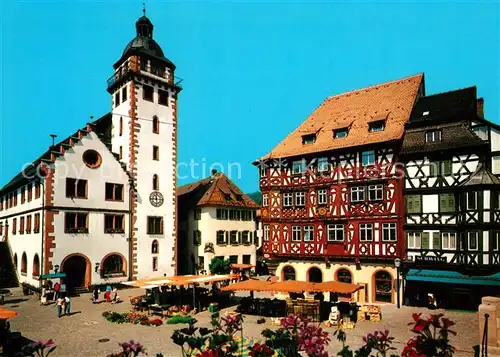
[105,290,111,303]
[53,282,61,300]
[92,287,99,303]
[56,296,64,318]
[64,295,71,315]
[106,283,112,294]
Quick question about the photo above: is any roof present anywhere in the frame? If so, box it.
[258,73,423,160]
[409,86,477,123]
[461,164,500,186]
[400,121,486,154]
[0,113,128,196]
[177,172,259,208]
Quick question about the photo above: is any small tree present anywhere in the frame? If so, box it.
[209,257,231,275]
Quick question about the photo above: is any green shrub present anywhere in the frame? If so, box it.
[166,315,195,325]
[209,257,231,275]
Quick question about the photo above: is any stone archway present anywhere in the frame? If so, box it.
[61,254,91,290]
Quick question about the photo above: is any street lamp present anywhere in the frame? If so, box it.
[54,264,60,274]
[95,262,100,273]
[394,258,401,309]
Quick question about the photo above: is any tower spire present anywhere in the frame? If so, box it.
[142,2,146,16]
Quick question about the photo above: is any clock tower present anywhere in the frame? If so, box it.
[107,11,182,279]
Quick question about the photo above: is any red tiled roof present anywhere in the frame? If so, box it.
[258,74,424,160]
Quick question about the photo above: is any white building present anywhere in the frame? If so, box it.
[0,12,180,291]
[177,171,259,275]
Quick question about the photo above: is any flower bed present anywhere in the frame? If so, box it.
[166,315,195,325]
[102,311,163,327]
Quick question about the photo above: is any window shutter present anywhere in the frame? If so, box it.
[440,194,449,212]
[422,232,430,249]
[442,160,452,176]
[432,232,441,250]
[238,231,242,244]
[414,195,422,213]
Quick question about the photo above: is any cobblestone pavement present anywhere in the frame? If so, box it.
[5,288,478,357]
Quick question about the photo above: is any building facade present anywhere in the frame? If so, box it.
[177,171,259,275]
[255,74,424,304]
[0,12,179,290]
[401,86,500,309]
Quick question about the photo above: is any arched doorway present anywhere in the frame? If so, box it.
[308,267,323,283]
[374,270,393,303]
[336,268,353,299]
[282,266,296,281]
[61,254,90,290]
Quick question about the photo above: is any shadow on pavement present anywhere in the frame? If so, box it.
[1,332,35,357]
[3,298,29,305]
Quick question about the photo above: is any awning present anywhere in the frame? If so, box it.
[40,272,67,279]
[123,274,239,289]
[222,279,361,294]
[406,270,500,286]
[221,279,274,292]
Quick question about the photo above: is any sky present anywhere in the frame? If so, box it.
[1,0,499,193]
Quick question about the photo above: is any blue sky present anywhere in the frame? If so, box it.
[1,0,498,193]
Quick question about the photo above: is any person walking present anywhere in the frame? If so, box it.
[92,287,100,303]
[64,295,71,315]
[56,296,64,318]
[53,282,61,300]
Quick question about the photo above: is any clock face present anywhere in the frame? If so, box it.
[149,191,164,207]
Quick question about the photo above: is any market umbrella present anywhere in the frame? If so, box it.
[312,280,361,294]
[221,279,274,292]
[0,307,18,319]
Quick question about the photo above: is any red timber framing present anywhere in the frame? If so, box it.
[259,145,405,262]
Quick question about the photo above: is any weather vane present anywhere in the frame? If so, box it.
[142,2,146,16]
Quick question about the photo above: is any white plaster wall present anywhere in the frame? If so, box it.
[111,82,131,171]
[422,194,438,213]
[51,131,130,284]
[491,128,500,152]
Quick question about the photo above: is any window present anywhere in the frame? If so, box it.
[302,134,316,145]
[26,215,32,234]
[263,225,270,242]
[105,183,124,201]
[14,192,17,206]
[152,174,159,190]
[467,191,478,210]
[351,186,365,203]
[368,184,383,201]
[362,150,375,166]
[374,271,392,303]
[242,255,251,265]
[230,231,239,245]
[292,160,306,174]
[194,208,201,220]
[406,195,422,214]
[19,217,25,234]
[27,183,32,202]
[292,226,302,242]
[491,232,500,251]
[217,230,227,245]
[308,267,322,283]
[337,269,352,283]
[439,193,455,213]
[229,209,241,221]
[260,165,266,178]
[441,160,452,176]
[21,187,25,204]
[158,89,169,106]
[369,120,385,133]
[104,214,125,233]
[262,194,269,207]
[66,178,88,198]
[242,231,251,245]
[229,255,238,264]
[65,212,89,233]
[327,224,344,242]
[147,216,163,234]
[442,232,457,250]
[143,85,154,101]
[12,218,16,235]
[304,226,314,242]
[198,256,205,269]
[295,192,306,207]
[33,254,40,277]
[35,182,40,198]
[151,240,159,254]
[426,130,442,143]
[254,231,259,246]
[359,223,373,241]
[193,230,202,246]
[317,157,329,172]
[82,150,102,169]
[115,92,120,106]
[152,116,159,134]
[122,86,127,102]
[282,266,296,281]
[216,208,228,220]
[317,189,327,205]
[21,253,27,275]
[472,126,488,141]
[119,146,123,159]
[334,127,348,139]
[382,223,397,242]
[283,193,293,207]
[152,257,158,271]
[468,232,479,250]
[407,232,421,249]
[34,213,40,233]
[119,117,123,136]
[102,255,124,276]
[152,145,159,161]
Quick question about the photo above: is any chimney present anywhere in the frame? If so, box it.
[50,134,57,149]
[477,98,484,119]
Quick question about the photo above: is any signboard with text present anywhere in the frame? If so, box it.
[415,256,447,263]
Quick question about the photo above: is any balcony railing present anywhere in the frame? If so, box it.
[107,64,183,90]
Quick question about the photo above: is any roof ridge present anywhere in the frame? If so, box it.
[422,85,477,99]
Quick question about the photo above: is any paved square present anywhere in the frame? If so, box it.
[5,288,478,357]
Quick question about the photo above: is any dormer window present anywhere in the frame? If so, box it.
[334,128,348,139]
[425,130,442,143]
[292,160,307,174]
[423,111,430,117]
[224,193,232,200]
[302,134,316,145]
[368,120,385,133]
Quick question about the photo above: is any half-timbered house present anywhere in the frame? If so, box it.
[255,74,424,304]
[401,86,500,309]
